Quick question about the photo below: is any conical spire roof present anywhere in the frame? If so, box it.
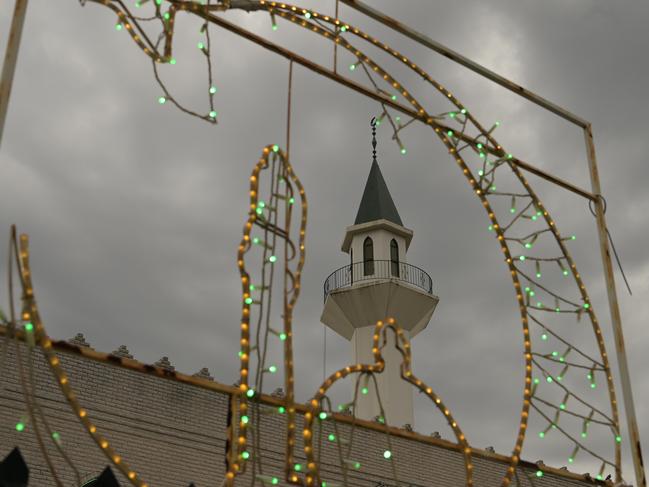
[354,159,403,226]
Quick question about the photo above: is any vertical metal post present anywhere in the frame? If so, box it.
[0,0,29,151]
[584,124,646,487]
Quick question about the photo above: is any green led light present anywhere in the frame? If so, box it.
[269,365,277,374]
[249,284,256,291]
[591,383,597,389]
[155,0,162,4]
[507,153,513,159]
[241,415,249,424]
[197,42,205,50]
[391,95,397,101]
[446,130,454,136]
[538,432,545,438]
[536,471,543,478]
[587,374,592,380]
[400,148,407,155]
[555,307,561,313]
[510,208,516,214]
[328,433,336,442]
[272,144,279,152]
[560,403,566,410]
[488,225,493,231]
[115,23,123,31]
[529,290,535,297]
[269,255,277,263]
[24,322,34,332]
[340,25,347,31]
[241,451,250,460]
[476,143,483,149]
[616,435,622,443]
[583,303,590,309]
[163,12,170,20]
[238,351,243,357]
[304,12,311,19]
[361,387,369,395]
[321,483,327,487]
[557,375,563,381]
[563,269,570,276]
[449,112,456,118]
[209,111,217,119]
[353,462,361,470]
[552,351,559,357]
[319,411,328,420]
[571,235,576,240]
[246,389,255,398]
[395,116,401,122]
[568,457,574,463]
[531,215,538,221]
[541,333,548,340]
[596,475,603,481]
[519,255,526,261]
[536,272,542,278]
[478,170,484,176]
[533,378,540,385]
[272,24,278,31]
[460,109,467,114]
[209,86,217,94]
[271,477,279,485]
[383,450,392,459]
[581,432,587,438]
[158,96,167,104]
[279,332,287,341]
[169,58,176,65]
[546,376,553,383]
[495,121,501,126]
[289,197,295,204]
[15,422,25,432]
[480,153,486,159]
[349,64,356,71]
[294,464,302,471]
[245,298,253,305]
[278,406,286,414]
[52,431,61,441]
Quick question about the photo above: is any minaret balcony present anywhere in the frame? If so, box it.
[323,260,434,302]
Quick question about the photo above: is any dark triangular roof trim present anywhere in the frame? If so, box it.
[354,160,403,226]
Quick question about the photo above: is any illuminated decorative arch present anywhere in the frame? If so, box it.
[15,0,630,485]
[303,317,473,487]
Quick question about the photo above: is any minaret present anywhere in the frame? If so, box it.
[321,120,439,428]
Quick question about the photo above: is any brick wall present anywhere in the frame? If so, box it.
[0,335,603,487]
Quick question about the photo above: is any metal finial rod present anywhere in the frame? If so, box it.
[370,117,377,163]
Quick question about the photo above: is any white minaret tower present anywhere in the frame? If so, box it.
[321,120,439,428]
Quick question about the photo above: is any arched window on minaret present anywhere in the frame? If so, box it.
[390,239,400,277]
[363,236,374,276]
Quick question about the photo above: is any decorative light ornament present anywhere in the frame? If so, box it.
[318,411,327,420]
[158,96,167,104]
[15,421,25,432]
[241,451,250,460]
[246,389,255,398]
[269,255,277,263]
[209,110,217,119]
[272,144,279,152]
[383,450,392,459]
[209,86,217,94]
[115,23,123,31]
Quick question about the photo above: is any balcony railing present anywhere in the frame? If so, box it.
[324,260,433,301]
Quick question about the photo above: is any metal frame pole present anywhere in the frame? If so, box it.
[584,124,646,487]
[0,0,29,151]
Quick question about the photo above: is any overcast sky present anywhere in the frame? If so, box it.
[1,0,648,483]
